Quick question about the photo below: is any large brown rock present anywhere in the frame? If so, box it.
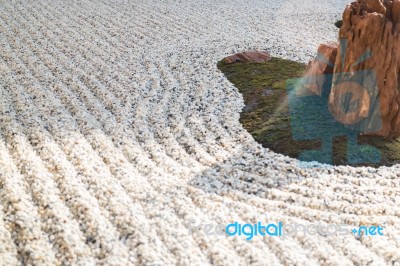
[329,0,400,137]
[303,43,337,96]
[223,51,271,64]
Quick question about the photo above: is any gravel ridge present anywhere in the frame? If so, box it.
[0,0,399,265]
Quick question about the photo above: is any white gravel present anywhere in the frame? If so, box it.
[0,0,399,265]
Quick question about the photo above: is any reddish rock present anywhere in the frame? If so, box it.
[329,0,400,137]
[392,0,400,26]
[223,51,271,64]
[303,43,338,96]
[364,0,387,14]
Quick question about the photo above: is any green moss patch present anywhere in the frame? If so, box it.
[218,57,400,167]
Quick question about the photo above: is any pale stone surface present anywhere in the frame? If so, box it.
[0,0,399,265]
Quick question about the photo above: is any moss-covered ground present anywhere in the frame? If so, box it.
[218,57,400,167]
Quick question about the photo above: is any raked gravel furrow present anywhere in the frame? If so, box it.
[10,1,222,172]
[1,0,400,265]
[0,7,241,263]
[0,205,19,266]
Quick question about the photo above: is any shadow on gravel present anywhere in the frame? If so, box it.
[187,149,308,200]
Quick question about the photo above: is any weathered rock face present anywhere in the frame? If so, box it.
[330,0,400,138]
[223,51,271,64]
[303,43,338,96]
